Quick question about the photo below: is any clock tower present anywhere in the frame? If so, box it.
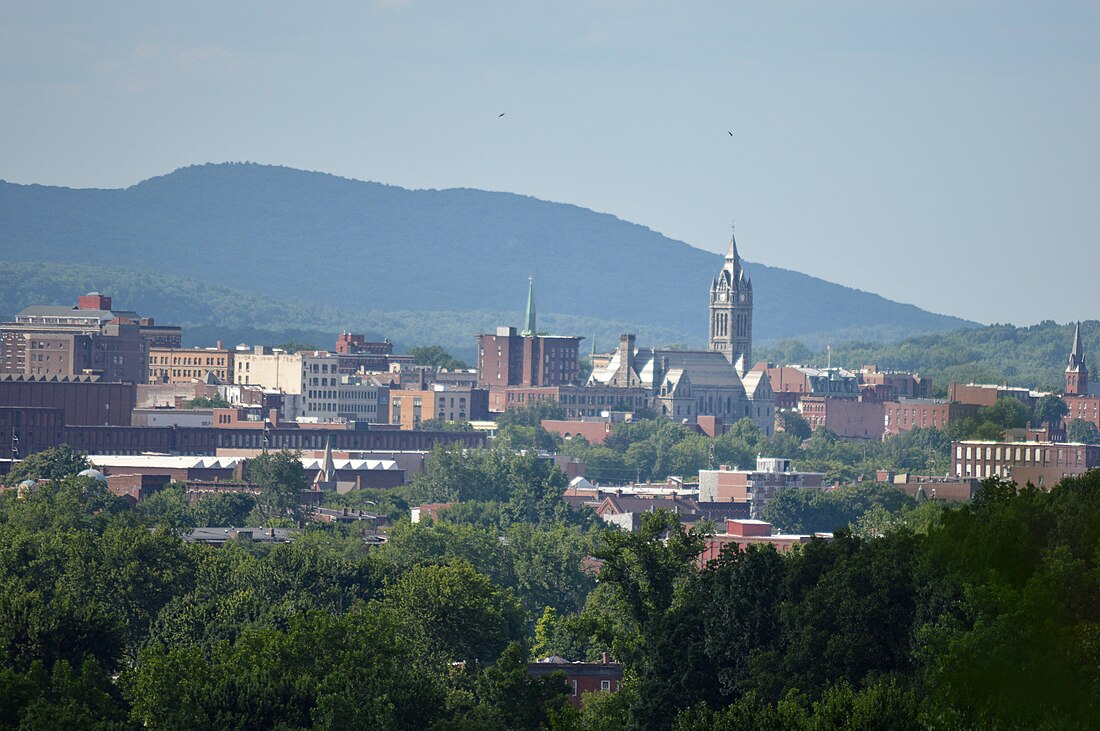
[708,227,753,372]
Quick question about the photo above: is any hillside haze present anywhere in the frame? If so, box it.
[0,163,974,355]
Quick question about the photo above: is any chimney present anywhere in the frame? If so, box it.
[601,652,610,665]
[216,340,223,350]
[77,292,112,311]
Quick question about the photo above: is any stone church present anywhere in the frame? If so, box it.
[588,229,775,435]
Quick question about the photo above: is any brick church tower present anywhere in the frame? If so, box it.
[1066,321,1089,396]
[708,227,753,372]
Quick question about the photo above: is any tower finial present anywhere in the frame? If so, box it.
[726,219,738,261]
[521,277,536,336]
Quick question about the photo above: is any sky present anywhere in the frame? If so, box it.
[3,1,1099,326]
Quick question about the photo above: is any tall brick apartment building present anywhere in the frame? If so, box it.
[476,281,583,403]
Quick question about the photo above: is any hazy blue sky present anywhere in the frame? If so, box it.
[3,2,1099,326]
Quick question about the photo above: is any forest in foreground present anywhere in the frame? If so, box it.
[1,444,1098,729]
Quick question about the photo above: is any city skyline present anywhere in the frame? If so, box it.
[3,2,1099,326]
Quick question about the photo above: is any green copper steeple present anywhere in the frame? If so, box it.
[521,277,536,336]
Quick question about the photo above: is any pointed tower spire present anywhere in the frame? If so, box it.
[1070,321,1085,367]
[726,220,738,262]
[321,434,336,483]
[521,277,536,336]
[1066,321,1089,396]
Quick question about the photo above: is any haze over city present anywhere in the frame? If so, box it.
[3,1,1099,325]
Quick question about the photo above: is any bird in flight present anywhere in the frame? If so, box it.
[499,113,506,118]
[728,131,733,136]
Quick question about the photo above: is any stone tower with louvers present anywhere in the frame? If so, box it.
[708,228,753,372]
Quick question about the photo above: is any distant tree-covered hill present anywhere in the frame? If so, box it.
[0,163,974,354]
[757,320,1095,394]
[0,262,688,358]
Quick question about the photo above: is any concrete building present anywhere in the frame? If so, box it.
[390,385,489,429]
[952,439,1100,489]
[233,348,388,422]
[149,343,234,384]
[1,292,180,383]
[476,281,584,393]
[698,458,825,518]
[301,373,389,424]
[233,346,314,393]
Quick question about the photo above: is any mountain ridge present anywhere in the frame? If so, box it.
[0,162,976,352]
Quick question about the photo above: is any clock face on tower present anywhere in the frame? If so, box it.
[739,293,746,302]
[719,293,727,303]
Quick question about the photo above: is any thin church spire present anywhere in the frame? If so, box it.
[521,277,537,336]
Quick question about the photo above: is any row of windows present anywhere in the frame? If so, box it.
[958,445,1086,466]
[155,356,226,366]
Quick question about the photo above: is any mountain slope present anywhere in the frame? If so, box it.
[0,163,975,349]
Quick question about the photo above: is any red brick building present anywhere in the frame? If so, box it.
[333,333,412,373]
[883,399,978,435]
[699,519,827,562]
[476,282,583,398]
[0,375,135,426]
[1,292,181,383]
[528,656,623,707]
[496,384,649,416]
[952,439,1100,489]
[757,363,861,410]
[857,365,931,400]
[1065,321,1090,396]
[799,396,884,439]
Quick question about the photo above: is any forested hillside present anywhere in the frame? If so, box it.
[0,163,974,352]
[0,262,687,358]
[758,320,1096,393]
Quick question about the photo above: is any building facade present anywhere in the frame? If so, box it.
[496,384,650,417]
[883,398,978,436]
[699,458,825,518]
[952,439,1100,488]
[799,396,885,440]
[1,292,180,383]
[149,344,234,384]
[390,385,489,429]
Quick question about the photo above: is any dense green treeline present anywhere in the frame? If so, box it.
[3,443,1098,728]
[574,475,1100,730]
[558,413,954,485]
[758,319,1097,394]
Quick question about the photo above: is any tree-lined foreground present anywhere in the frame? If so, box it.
[1,458,1098,729]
